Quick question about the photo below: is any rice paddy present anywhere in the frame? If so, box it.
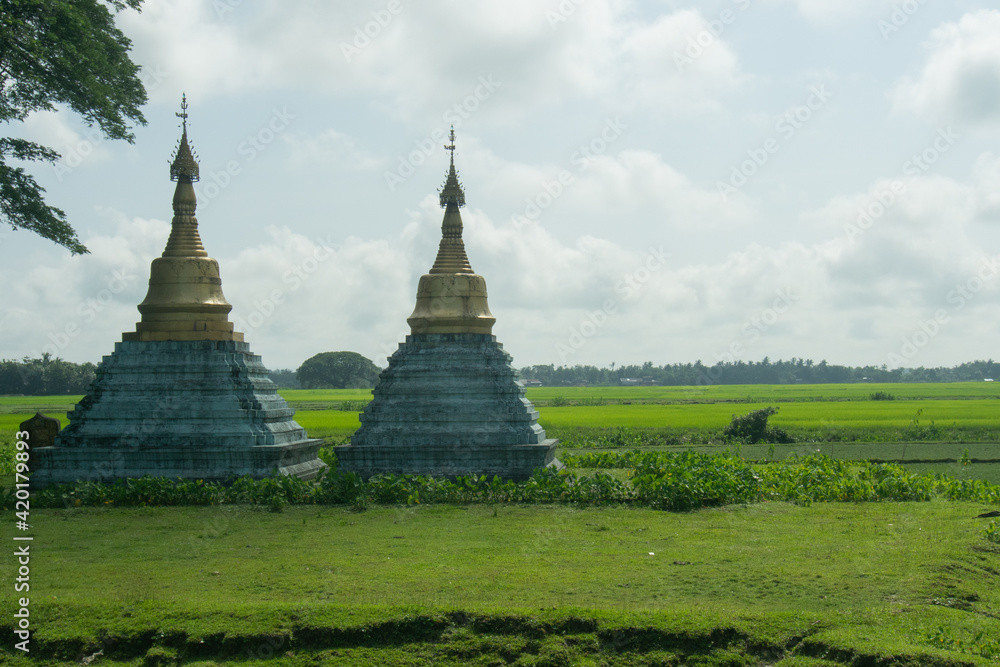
[4,382,1000,480]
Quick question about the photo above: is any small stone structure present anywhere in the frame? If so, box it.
[19,413,61,455]
[335,129,558,479]
[30,97,324,488]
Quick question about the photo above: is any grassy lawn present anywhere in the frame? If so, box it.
[16,502,988,611]
[3,501,999,665]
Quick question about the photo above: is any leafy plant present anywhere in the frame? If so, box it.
[983,519,1000,545]
[869,391,895,401]
[903,408,942,441]
[926,626,1000,661]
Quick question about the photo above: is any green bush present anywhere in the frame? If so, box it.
[869,391,895,400]
[722,407,794,444]
[20,452,1000,512]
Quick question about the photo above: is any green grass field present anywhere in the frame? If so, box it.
[537,399,1000,431]
[4,502,999,665]
[4,383,1000,665]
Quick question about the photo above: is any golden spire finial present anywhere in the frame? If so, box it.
[438,125,465,209]
[170,94,200,183]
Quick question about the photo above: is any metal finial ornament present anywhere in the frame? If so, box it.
[176,93,189,130]
[445,126,456,164]
[438,125,465,208]
[169,93,200,183]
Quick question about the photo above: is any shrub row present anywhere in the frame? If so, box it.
[9,452,999,512]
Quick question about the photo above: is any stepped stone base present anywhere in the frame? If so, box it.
[31,440,325,487]
[30,340,324,488]
[334,441,559,480]
[334,333,559,479]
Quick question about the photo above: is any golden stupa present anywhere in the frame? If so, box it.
[123,95,242,343]
[406,127,496,335]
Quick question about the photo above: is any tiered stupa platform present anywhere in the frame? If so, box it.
[31,97,324,487]
[334,129,558,479]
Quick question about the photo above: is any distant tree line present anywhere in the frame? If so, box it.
[519,358,1000,386]
[0,355,96,395]
[5,355,999,395]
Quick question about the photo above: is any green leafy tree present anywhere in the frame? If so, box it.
[0,355,95,394]
[296,352,381,389]
[1,0,147,254]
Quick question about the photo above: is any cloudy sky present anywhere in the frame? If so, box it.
[3,0,1000,372]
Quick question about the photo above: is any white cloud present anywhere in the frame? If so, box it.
[447,140,754,242]
[283,130,384,171]
[0,211,164,362]
[220,225,420,369]
[971,151,1000,220]
[8,153,1000,371]
[20,111,114,177]
[121,0,744,122]
[567,150,754,228]
[891,9,1000,125]
[620,9,743,111]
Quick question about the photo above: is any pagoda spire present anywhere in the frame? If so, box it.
[124,95,241,342]
[407,127,494,334]
[163,93,207,258]
[429,126,473,274]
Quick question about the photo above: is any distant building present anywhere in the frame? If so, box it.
[619,377,657,386]
[521,379,543,387]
